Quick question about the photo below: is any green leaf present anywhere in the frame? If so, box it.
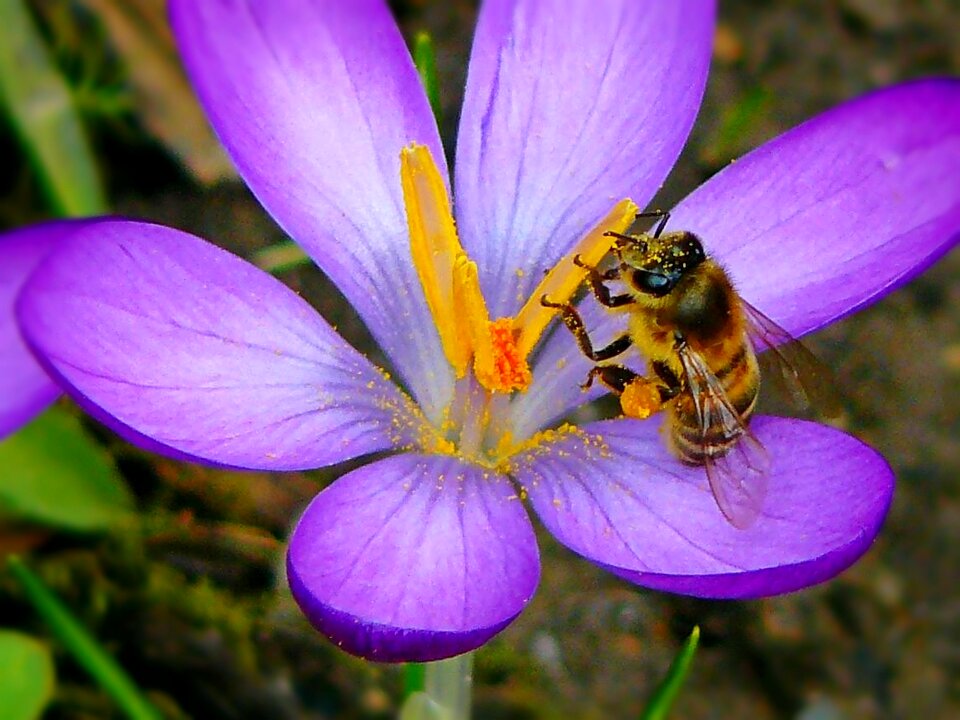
[0,630,55,720]
[413,31,442,125]
[0,0,107,216]
[251,239,312,275]
[701,86,772,166]
[0,407,133,532]
[640,626,700,720]
[8,556,163,720]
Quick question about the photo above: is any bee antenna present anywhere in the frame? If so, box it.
[603,230,636,246]
[634,210,671,238]
[603,230,643,257]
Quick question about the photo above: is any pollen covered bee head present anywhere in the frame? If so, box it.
[616,230,707,297]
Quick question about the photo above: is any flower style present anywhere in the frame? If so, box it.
[0,224,66,438]
[14,0,960,662]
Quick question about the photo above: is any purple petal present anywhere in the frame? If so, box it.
[671,78,960,337]
[17,220,414,471]
[287,453,539,662]
[517,417,892,598]
[455,0,715,316]
[0,224,66,437]
[170,0,453,419]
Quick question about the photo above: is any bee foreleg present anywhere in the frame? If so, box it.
[540,295,633,361]
[573,255,634,308]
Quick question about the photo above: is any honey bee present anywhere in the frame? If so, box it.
[541,211,836,528]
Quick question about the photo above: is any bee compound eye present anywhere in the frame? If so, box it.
[633,269,673,296]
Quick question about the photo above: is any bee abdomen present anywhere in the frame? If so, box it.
[671,345,759,464]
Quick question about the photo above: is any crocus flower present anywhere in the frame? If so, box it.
[0,224,64,438]
[15,0,960,662]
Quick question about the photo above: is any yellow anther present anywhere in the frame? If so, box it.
[403,143,532,394]
[403,144,472,376]
[513,199,638,358]
[452,254,492,374]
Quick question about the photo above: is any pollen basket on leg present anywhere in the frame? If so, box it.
[620,378,664,419]
[513,199,638,359]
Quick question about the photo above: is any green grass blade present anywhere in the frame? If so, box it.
[0,0,107,215]
[7,556,162,720]
[640,626,700,720]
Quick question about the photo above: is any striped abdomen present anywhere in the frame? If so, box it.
[669,338,760,465]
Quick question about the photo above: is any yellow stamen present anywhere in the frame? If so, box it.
[513,199,638,358]
[452,254,491,375]
[402,144,470,376]
[403,143,531,393]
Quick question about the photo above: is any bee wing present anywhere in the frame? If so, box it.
[703,432,770,529]
[742,301,842,419]
[677,343,769,529]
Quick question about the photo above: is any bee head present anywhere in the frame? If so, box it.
[618,230,706,297]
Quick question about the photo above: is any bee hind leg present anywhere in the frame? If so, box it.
[582,364,638,392]
[583,363,679,420]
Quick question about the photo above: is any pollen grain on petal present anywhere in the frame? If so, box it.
[372,369,455,455]
[496,422,610,474]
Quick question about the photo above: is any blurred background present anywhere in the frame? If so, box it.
[0,1,958,718]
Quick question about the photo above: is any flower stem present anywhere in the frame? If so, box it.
[399,652,474,720]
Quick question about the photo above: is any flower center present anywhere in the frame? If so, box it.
[400,144,636,463]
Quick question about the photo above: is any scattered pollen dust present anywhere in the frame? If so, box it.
[497,423,610,474]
